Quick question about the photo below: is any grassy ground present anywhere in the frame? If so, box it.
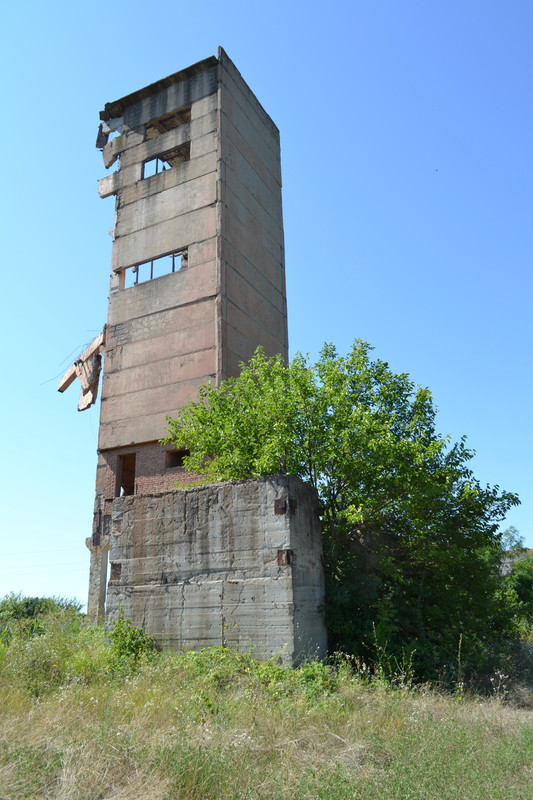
[0,614,532,799]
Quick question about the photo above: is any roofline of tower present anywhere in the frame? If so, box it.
[99,54,219,121]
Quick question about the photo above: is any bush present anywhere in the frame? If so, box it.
[107,609,159,675]
[0,592,82,642]
[163,342,520,684]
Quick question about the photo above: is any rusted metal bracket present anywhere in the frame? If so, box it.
[277,549,296,567]
[274,498,297,515]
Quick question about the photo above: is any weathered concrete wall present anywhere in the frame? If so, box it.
[88,51,291,627]
[218,50,288,376]
[104,476,327,663]
[97,49,287,454]
[99,82,219,451]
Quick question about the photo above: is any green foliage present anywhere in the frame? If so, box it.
[494,527,533,635]
[0,592,82,642]
[166,646,339,706]
[164,341,520,682]
[1,632,533,799]
[500,551,533,630]
[0,592,80,621]
[107,608,159,674]
[511,554,533,581]
[0,596,159,694]
[0,602,101,697]
[500,525,526,556]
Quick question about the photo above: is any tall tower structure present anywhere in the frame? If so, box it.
[84,49,288,621]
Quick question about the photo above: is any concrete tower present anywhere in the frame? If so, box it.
[80,49,288,621]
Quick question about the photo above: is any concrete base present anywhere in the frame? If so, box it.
[104,475,327,663]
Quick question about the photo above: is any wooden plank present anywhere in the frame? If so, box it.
[58,331,105,393]
[58,364,77,392]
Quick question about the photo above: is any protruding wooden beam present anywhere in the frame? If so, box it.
[58,331,105,393]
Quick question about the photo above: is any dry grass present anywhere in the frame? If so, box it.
[0,619,532,799]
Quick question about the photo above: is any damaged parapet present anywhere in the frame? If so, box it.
[101,475,327,664]
[58,331,105,411]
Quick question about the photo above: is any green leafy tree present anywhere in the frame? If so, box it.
[163,341,519,680]
[500,525,526,556]
[498,529,533,629]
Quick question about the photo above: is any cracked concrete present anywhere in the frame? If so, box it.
[105,475,327,663]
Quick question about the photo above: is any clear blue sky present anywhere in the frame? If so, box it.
[1,1,531,607]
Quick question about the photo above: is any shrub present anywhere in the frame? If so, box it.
[107,609,159,675]
[0,592,82,642]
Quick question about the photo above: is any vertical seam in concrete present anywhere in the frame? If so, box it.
[284,475,296,658]
[215,56,224,385]
[220,580,226,646]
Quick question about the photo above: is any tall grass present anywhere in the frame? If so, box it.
[0,607,532,799]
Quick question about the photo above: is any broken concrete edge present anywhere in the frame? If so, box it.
[58,330,105,393]
[97,47,278,139]
[107,472,316,502]
[99,55,219,122]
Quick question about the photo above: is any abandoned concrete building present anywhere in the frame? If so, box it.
[60,48,327,662]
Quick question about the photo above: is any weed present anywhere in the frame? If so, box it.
[490,670,509,701]
[107,608,159,675]
[0,601,532,799]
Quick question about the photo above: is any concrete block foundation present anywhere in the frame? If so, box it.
[103,475,327,663]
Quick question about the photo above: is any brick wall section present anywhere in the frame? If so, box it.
[88,441,206,621]
[95,442,203,518]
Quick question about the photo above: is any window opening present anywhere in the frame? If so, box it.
[145,106,191,140]
[123,250,188,289]
[115,453,136,496]
[165,449,190,468]
[143,157,161,179]
[142,142,191,179]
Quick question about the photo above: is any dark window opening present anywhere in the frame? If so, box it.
[110,562,122,581]
[145,106,191,140]
[123,250,188,289]
[166,449,190,468]
[142,142,191,178]
[116,453,136,497]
